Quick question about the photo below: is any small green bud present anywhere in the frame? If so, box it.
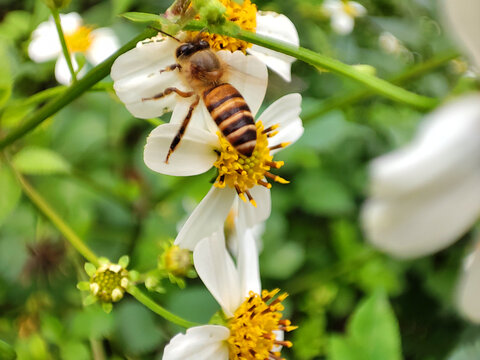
[351,64,377,76]
[193,0,227,25]
[163,245,193,277]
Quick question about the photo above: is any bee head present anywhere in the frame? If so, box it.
[175,40,210,59]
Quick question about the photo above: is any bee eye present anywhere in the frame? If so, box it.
[176,44,194,58]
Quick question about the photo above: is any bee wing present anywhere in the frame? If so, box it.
[217,51,268,117]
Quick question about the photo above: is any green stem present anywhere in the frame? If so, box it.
[128,285,199,328]
[6,157,197,328]
[10,163,100,266]
[0,28,156,150]
[184,21,439,110]
[51,8,77,83]
[302,50,460,121]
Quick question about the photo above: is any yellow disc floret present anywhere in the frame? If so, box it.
[192,0,257,53]
[90,263,129,303]
[213,121,289,207]
[227,289,297,360]
[65,26,93,53]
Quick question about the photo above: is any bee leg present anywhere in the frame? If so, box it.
[160,63,181,74]
[165,95,201,163]
[142,87,194,101]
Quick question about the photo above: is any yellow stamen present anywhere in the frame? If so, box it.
[190,0,257,53]
[213,121,288,205]
[227,289,296,360]
[64,26,93,53]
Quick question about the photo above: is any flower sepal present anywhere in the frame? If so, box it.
[208,310,229,327]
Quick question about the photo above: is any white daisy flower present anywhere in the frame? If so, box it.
[322,0,366,35]
[360,0,480,322]
[163,229,296,360]
[143,93,303,251]
[28,12,119,85]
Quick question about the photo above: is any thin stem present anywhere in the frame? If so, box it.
[0,28,156,150]
[8,161,99,266]
[127,285,199,328]
[51,8,77,83]
[184,21,439,110]
[302,50,460,122]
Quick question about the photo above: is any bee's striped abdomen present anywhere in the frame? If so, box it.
[203,83,257,157]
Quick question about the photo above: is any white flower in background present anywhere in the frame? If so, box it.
[143,94,303,251]
[28,12,119,85]
[361,0,480,322]
[322,0,366,35]
[162,229,296,360]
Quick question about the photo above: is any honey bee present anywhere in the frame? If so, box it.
[142,35,257,163]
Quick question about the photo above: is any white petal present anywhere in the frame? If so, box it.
[322,0,343,14]
[170,97,217,134]
[258,93,304,152]
[175,186,236,251]
[370,95,480,198]
[111,38,188,118]
[442,0,480,67]
[86,28,119,65]
[55,55,87,85]
[350,2,367,16]
[272,330,285,352]
[163,325,229,360]
[331,13,355,35]
[238,185,271,227]
[458,247,480,323]
[218,51,268,117]
[194,232,242,316]
[144,123,219,176]
[59,12,82,35]
[235,217,261,297]
[28,20,61,62]
[362,168,480,259]
[247,12,299,82]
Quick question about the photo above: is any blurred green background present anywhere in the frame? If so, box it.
[0,0,479,359]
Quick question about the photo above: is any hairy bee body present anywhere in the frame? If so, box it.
[176,41,257,157]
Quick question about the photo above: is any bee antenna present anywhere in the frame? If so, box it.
[148,25,181,42]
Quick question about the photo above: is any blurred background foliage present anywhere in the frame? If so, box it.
[0,0,479,359]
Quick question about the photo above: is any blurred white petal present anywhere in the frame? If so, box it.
[28,20,61,62]
[350,2,367,16]
[443,0,480,67]
[59,12,82,35]
[111,38,184,118]
[458,246,480,323]
[144,124,219,176]
[55,55,86,85]
[370,95,480,198]
[86,28,119,65]
[362,168,480,259]
[259,93,304,152]
[175,186,236,251]
[247,12,299,82]
[163,325,229,360]
[170,97,217,133]
[194,232,242,316]
[235,217,261,297]
[331,13,355,35]
[218,51,268,117]
[322,0,343,14]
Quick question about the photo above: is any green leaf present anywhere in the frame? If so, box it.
[0,338,16,360]
[262,242,305,280]
[0,164,21,226]
[12,147,71,175]
[0,43,12,108]
[328,292,402,360]
[121,12,164,23]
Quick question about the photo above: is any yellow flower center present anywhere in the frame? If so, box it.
[90,264,129,303]
[213,121,289,207]
[65,26,93,53]
[191,0,257,53]
[227,289,297,360]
